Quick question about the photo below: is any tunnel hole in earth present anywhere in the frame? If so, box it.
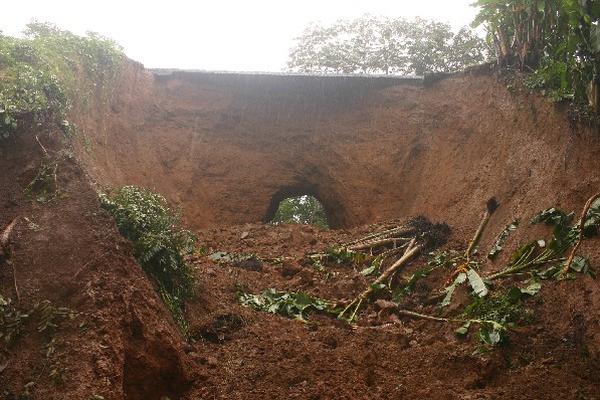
[265,185,333,229]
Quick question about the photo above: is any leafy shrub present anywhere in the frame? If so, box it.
[463,287,529,346]
[473,1,600,111]
[100,186,196,333]
[0,21,123,139]
[238,288,338,322]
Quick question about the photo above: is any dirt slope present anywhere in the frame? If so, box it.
[75,65,600,239]
[0,132,194,399]
[184,221,600,400]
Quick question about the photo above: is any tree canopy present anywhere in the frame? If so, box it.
[473,0,600,109]
[287,16,488,75]
[271,195,329,229]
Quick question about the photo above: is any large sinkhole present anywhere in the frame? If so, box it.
[267,194,329,229]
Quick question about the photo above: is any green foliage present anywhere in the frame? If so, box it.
[100,186,196,333]
[463,287,529,345]
[392,250,459,302]
[472,0,600,108]
[488,204,600,279]
[307,246,364,272]
[488,219,519,259]
[0,295,76,346]
[0,21,123,139]
[271,195,329,228]
[288,16,488,75]
[24,159,59,202]
[0,295,30,345]
[238,288,338,322]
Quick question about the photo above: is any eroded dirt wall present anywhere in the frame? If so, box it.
[76,63,600,236]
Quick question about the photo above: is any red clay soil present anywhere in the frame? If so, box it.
[2,64,600,399]
[0,132,194,399]
[75,64,600,238]
[183,221,600,400]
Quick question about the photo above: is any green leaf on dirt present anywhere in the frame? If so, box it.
[370,282,387,292]
[360,254,384,276]
[520,280,542,296]
[488,220,519,259]
[455,321,471,337]
[531,208,573,227]
[467,268,488,298]
[567,255,596,277]
[478,321,505,346]
[238,288,336,322]
[441,272,467,307]
[464,288,527,346]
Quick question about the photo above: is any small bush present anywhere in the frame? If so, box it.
[100,186,196,333]
[0,21,123,139]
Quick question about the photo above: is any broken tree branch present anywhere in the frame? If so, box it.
[35,135,49,158]
[348,236,412,251]
[397,309,503,329]
[1,218,18,263]
[561,192,600,276]
[447,198,498,284]
[339,238,422,321]
[466,197,498,262]
[361,238,421,299]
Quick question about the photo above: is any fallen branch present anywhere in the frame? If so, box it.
[397,309,502,329]
[339,238,422,321]
[466,197,498,262]
[561,192,600,276]
[35,135,49,157]
[363,239,421,296]
[447,198,498,284]
[12,262,20,302]
[348,236,412,251]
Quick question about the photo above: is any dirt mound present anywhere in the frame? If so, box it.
[0,132,194,399]
[184,221,600,399]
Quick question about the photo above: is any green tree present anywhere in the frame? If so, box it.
[271,195,329,229]
[472,0,600,108]
[287,16,488,75]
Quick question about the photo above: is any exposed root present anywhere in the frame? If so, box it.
[35,135,49,157]
[1,218,18,263]
[561,192,600,276]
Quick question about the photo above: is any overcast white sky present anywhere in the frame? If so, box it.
[2,0,480,71]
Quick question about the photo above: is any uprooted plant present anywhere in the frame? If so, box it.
[100,186,196,334]
[0,22,123,140]
[0,295,79,389]
[238,288,339,322]
[487,197,600,281]
[395,195,599,347]
[336,216,451,321]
